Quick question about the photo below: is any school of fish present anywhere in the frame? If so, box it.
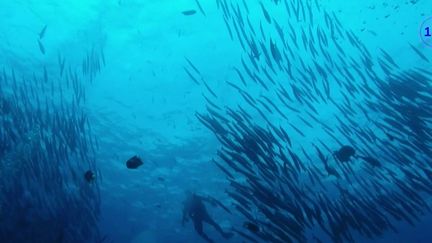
[0,43,105,242]
[185,0,432,242]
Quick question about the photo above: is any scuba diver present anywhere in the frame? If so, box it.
[182,191,233,243]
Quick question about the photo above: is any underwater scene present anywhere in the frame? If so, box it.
[1,0,432,242]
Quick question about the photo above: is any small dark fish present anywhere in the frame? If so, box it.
[259,2,271,24]
[184,57,201,75]
[385,132,395,141]
[39,25,47,39]
[126,155,143,169]
[333,145,356,162]
[367,30,377,36]
[182,10,197,16]
[359,156,381,167]
[409,43,429,63]
[380,48,398,68]
[207,195,232,214]
[326,164,341,178]
[194,0,206,16]
[243,222,259,233]
[183,67,200,85]
[157,176,165,182]
[38,39,45,55]
[84,170,96,182]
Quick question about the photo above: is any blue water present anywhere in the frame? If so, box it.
[1,0,432,242]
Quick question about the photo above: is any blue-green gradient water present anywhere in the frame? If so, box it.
[1,0,432,242]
